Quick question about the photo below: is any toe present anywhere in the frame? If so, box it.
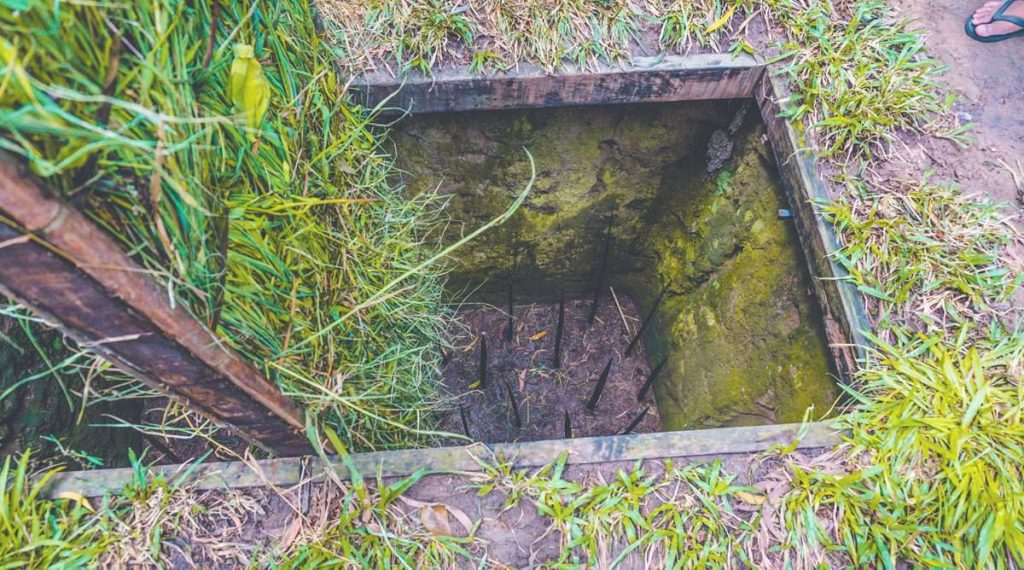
[973,8,993,23]
[976,20,1022,36]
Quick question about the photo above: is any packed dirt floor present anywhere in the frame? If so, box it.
[438,293,661,445]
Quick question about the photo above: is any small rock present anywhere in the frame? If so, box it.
[706,129,734,175]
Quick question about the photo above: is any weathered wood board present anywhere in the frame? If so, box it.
[352,54,763,114]
[0,157,310,455]
[44,421,842,497]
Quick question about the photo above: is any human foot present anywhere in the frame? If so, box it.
[970,0,1024,38]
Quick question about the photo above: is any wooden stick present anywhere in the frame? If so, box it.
[638,357,668,402]
[588,212,614,325]
[625,284,669,357]
[620,406,651,435]
[554,288,565,368]
[586,357,614,411]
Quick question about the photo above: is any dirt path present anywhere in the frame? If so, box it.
[892,0,1023,205]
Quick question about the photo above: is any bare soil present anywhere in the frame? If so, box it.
[438,291,661,445]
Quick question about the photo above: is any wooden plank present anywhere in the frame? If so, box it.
[754,72,871,380]
[353,54,763,114]
[43,421,842,497]
[0,157,310,456]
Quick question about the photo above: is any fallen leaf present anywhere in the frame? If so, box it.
[735,490,765,505]
[468,380,481,389]
[400,497,475,535]
[420,504,453,536]
[529,331,548,341]
[704,5,736,35]
[55,491,93,512]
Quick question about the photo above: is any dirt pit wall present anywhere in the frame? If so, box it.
[390,101,837,430]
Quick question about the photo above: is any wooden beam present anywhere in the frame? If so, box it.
[755,72,870,380]
[353,54,764,114]
[44,421,842,497]
[0,157,310,456]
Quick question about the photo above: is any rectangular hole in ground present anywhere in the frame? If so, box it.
[392,100,840,444]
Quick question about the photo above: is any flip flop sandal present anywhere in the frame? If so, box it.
[966,0,1024,42]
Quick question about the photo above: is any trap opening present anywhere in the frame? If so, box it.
[393,99,840,443]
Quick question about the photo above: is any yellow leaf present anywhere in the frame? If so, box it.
[228,43,270,138]
[55,491,94,512]
[704,5,736,35]
[735,490,764,505]
[468,380,481,389]
[529,331,548,341]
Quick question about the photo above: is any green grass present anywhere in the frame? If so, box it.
[823,180,1021,334]
[470,452,756,567]
[3,0,1024,567]
[0,0,463,453]
[320,0,753,75]
[763,0,964,161]
[0,452,108,568]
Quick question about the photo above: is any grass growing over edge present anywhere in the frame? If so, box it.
[0,0,473,453]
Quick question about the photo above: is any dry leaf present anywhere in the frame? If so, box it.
[529,331,548,341]
[420,504,453,536]
[736,490,765,505]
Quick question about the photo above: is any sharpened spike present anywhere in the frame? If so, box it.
[588,212,615,325]
[554,288,565,368]
[478,334,488,388]
[502,378,521,429]
[638,357,668,402]
[620,406,651,435]
[506,280,514,341]
[625,284,669,357]
[563,409,572,439]
[440,343,450,366]
[459,404,471,438]
[586,357,614,411]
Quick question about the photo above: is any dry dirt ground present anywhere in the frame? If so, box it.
[893,0,1023,207]
[149,448,823,568]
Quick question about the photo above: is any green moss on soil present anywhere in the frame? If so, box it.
[391,103,837,430]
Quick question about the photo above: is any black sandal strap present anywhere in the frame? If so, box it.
[994,0,1024,27]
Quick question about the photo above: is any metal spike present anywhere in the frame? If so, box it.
[586,357,614,411]
[620,405,651,435]
[459,404,471,438]
[625,284,669,357]
[478,334,488,388]
[638,356,668,402]
[588,212,615,325]
[506,280,514,341]
[502,378,521,429]
[554,288,565,368]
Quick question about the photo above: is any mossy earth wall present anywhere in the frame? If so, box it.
[390,101,837,429]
